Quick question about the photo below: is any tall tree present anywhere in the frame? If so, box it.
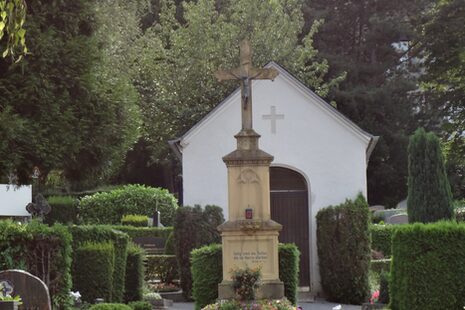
[303,0,431,207]
[407,128,453,223]
[0,0,140,187]
[416,0,465,198]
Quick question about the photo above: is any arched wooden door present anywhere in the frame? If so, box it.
[270,167,310,287]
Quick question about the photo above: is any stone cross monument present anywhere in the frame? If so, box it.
[214,40,284,299]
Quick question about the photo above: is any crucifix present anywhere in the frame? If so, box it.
[214,40,278,131]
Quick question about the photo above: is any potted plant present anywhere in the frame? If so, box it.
[0,295,22,310]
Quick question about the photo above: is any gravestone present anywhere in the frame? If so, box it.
[215,40,284,299]
[0,270,51,310]
[386,214,408,225]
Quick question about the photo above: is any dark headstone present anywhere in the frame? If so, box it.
[0,270,51,310]
[25,194,51,218]
[152,211,161,227]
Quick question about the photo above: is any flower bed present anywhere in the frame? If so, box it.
[202,298,296,310]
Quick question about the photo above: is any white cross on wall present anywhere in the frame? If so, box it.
[262,106,284,134]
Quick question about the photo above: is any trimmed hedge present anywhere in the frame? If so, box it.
[70,225,129,302]
[316,194,371,304]
[128,301,152,310]
[0,220,72,308]
[74,242,115,303]
[125,243,145,302]
[191,244,223,310]
[88,303,132,310]
[79,184,178,226]
[370,224,397,257]
[110,226,173,240]
[390,222,465,310]
[44,195,78,224]
[146,255,178,283]
[190,243,299,309]
[121,215,149,227]
[278,243,300,305]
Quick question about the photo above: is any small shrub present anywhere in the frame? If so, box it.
[455,206,465,222]
[316,194,371,304]
[379,272,389,305]
[146,255,178,283]
[124,243,145,302]
[79,184,178,226]
[390,222,465,310]
[70,225,129,302]
[44,195,78,224]
[143,292,162,302]
[231,267,261,301]
[121,215,149,227]
[174,205,224,299]
[128,301,152,310]
[278,243,300,305]
[370,224,397,257]
[191,244,223,310]
[88,303,132,310]
[74,242,115,303]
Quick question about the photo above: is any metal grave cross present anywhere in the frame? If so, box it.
[262,106,284,134]
[214,39,278,131]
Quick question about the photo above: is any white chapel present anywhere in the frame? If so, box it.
[170,62,378,294]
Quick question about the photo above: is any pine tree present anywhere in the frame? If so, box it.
[407,128,453,223]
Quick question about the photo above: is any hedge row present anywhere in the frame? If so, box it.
[121,215,149,227]
[44,195,78,225]
[125,243,145,303]
[316,194,371,304]
[190,243,300,310]
[74,242,115,303]
[390,222,465,310]
[70,225,129,302]
[370,224,397,257]
[111,226,173,240]
[79,184,178,226]
[0,220,72,308]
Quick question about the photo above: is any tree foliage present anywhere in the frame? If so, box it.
[130,0,343,162]
[304,0,432,207]
[0,0,140,186]
[407,128,453,223]
[0,0,27,60]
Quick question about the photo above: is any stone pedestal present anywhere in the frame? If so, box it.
[218,129,284,300]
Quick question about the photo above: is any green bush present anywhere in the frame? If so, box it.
[316,194,371,304]
[0,220,72,308]
[121,215,149,227]
[125,243,145,303]
[74,242,115,303]
[111,226,172,240]
[70,225,129,302]
[191,244,223,310]
[174,205,224,299]
[190,244,299,309]
[390,222,465,310]
[88,303,132,310]
[79,184,178,226]
[44,195,78,224]
[128,301,152,310]
[278,243,300,305]
[370,224,397,257]
[146,255,178,283]
[407,128,453,223]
